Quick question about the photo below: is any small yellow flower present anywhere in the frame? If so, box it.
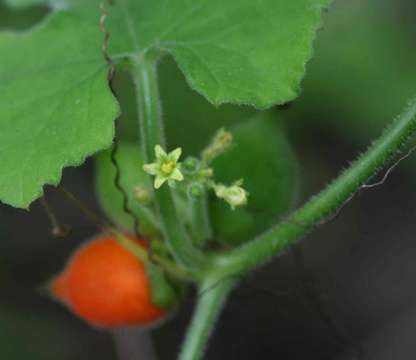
[143,145,184,189]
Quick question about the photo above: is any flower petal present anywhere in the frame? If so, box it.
[169,147,182,162]
[154,176,167,189]
[155,145,167,159]
[170,168,184,181]
[143,163,159,175]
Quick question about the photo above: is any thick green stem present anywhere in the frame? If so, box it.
[132,58,206,269]
[214,99,416,275]
[179,276,236,360]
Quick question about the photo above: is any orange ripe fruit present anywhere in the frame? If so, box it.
[50,235,167,328]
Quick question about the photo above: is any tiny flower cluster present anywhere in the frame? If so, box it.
[143,129,248,210]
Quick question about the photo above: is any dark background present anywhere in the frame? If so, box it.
[1,0,416,359]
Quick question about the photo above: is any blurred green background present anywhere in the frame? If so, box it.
[1,0,416,358]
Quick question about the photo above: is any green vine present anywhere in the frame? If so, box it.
[179,276,237,360]
[214,99,416,276]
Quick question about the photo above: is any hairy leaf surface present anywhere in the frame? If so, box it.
[0,13,119,208]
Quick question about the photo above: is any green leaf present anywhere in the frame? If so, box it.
[0,13,119,208]
[95,142,160,236]
[106,0,330,108]
[0,0,328,208]
[210,111,299,245]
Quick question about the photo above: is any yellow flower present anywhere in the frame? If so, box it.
[143,145,184,189]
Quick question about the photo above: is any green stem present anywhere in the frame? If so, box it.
[189,191,213,247]
[179,276,236,360]
[214,98,416,275]
[131,58,206,269]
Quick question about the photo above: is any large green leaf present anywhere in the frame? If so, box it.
[0,13,119,208]
[106,0,331,108]
[0,0,329,208]
[5,0,331,110]
[210,111,299,245]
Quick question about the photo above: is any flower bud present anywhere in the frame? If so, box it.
[134,185,152,206]
[188,183,204,199]
[202,128,233,163]
[214,181,248,210]
[182,157,199,173]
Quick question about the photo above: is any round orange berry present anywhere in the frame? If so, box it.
[50,235,166,328]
